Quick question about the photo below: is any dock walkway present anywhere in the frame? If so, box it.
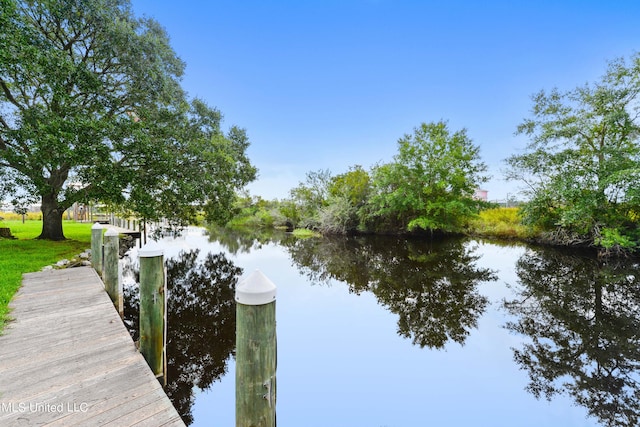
[0,267,184,426]
[107,225,142,239]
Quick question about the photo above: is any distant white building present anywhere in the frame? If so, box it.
[474,189,488,201]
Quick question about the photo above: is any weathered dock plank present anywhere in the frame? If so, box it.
[0,267,184,427]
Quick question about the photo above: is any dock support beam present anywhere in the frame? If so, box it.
[236,270,277,427]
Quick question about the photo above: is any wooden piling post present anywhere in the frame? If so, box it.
[91,223,104,275]
[236,270,277,427]
[103,228,123,317]
[139,241,165,378]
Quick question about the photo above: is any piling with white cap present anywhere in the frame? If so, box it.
[235,269,277,305]
[139,240,165,379]
[235,269,277,427]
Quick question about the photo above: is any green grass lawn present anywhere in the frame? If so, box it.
[0,220,93,333]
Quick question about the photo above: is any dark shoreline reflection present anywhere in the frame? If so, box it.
[281,234,498,349]
[205,225,295,255]
[123,249,240,425]
[504,248,640,427]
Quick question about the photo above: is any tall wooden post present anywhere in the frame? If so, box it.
[91,223,104,276]
[236,270,277,427]
[103,228,123,317]
[139,241,165,379]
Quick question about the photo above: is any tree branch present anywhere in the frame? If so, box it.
[0,114,10,130]
[0,79,25,110]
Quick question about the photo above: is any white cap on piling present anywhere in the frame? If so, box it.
[139,239,164,258]
[91,222,103,229]
[236,269,277,306]
[104,227,119,237]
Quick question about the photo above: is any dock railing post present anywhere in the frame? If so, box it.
[91,223,104,276]
[235,270,277,427]
[103,228,123,317]
[139,240,165,379]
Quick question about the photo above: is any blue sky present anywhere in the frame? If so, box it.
[131,0,640,202]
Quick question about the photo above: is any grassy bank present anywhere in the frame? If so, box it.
[0,220,92,333]
[292,228,322,238]
[467,207,534,240]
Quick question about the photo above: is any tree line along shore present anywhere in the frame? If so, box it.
[1,1,639,258]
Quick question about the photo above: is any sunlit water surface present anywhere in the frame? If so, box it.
[121,227,640,427]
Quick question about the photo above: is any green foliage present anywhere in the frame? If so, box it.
[320,165,372,233]
[594,227,637,251]
[277,199,301,226]
[468,207,533,239]
[0,0,255,239]
[226,194,285,229]
[272,122,489,236]
[121,99,256,226]
[318,195,356,234]
[479,206,521,224]
[506,54,640,252]
[368,121,489,233]
[329,165,371,208]
[291,228,321,238]
[286,169,332,229]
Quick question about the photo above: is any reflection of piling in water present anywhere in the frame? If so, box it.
[236,270,277,427]
[103,227,123,317]
[139,241,166,383]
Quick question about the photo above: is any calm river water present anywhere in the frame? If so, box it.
[121,226,640,427]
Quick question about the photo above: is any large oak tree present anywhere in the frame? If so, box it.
[0,0,255,240]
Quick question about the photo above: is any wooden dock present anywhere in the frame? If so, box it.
[0,267,184,426]
[107,225,142,239]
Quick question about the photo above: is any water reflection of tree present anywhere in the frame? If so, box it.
[504,249,640,427]
[124,249,240,425]
[205,225,295,255]
[283,235,496,349]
